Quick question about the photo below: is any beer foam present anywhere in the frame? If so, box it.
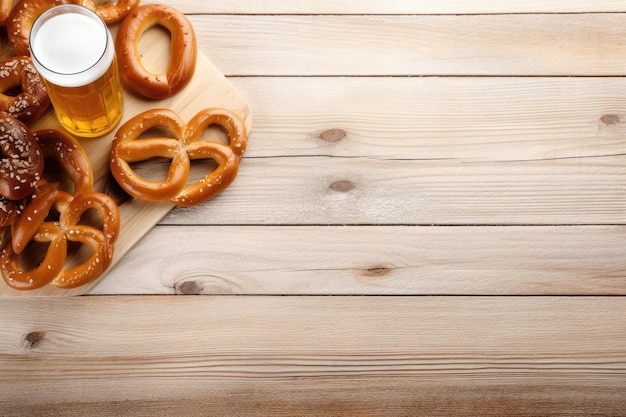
[30,6,114,87]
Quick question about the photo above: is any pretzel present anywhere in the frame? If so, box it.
[7,128,94,254]
[90,0,140,24]
[0,113,44,201]
[9,128,93,254]
[0,189,120,290]
[0,197,17,230]
[116,3,197,99]
[0,185,43,233]
[10,181,59,255]
[52,190,120,288]
[34,129,93,195]
[0,56,50,123]
[110,108,247,207]
[1,128,120,290]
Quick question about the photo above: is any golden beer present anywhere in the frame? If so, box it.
[29,5,123,138]
[41,58,123,138]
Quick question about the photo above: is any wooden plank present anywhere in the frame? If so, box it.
[189,14,626,76]
[149,76,626,226]
[155,155,626,225]
[226,76,626,160]
[0,23,252,297]
[1,296,624,416]
[89,225,626,295]
[149,0,626,14]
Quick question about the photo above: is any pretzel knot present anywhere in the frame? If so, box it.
[1,189,120,290]
[110,108,247,207]
[0,129,120,291]
[7,129,95,256]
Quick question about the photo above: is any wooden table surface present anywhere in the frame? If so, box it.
[2,1,626,415]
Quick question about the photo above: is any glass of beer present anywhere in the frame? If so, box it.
[29,5,124,138]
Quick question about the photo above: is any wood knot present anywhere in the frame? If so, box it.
[320,128,346,143]
[330,180,355,193]
[25,331,45,348]
[600,114,621,125]
[176,280,203,295]
[360,265,392,277]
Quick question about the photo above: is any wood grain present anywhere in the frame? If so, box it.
[149,76,626,226]
[225,76,626,161]
[0,296,624,416]
[144,0,626,14]
[89,225,626,295]
[1,0,624,414]
[189,14,626,76]
[155,155,626,225]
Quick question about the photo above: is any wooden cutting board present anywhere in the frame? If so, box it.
[0,24,253,297]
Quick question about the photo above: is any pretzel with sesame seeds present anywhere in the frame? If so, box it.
[0,113,44,202]
[0,56,50,123]
[34,129,94,196]
[0,128,121,291]
[110,108,247,207]
[9,181,58,255]
[7,128,93,254]
[92,0,140,24]
[0,188,120,290]
[0,197,18,230]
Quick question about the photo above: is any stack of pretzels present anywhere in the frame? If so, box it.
[1,127,121,290]
[0,0,248,291]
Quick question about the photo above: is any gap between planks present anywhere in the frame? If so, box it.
[189,13,626,77]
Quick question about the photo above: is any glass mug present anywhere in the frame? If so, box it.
[29,5,124,138]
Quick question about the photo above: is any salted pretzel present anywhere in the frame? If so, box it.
[110,108,247,207]
[0,56,50,123]
[0,189,121,290]
[0,113,44,201]
[10,181,58,255]
[52,190,120,288]
[8,128,94,254]
[1,128,121,290]
[90,0,140,24]
[116,3,197,99]
[0,197,17,230]
[34,129,94,195]
[7,0,139,56]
